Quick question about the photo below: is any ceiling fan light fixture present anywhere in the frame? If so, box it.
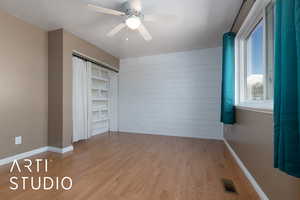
[126,16,141,30]
[89,2,153,41]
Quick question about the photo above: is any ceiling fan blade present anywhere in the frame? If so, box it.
[88,4,125,16]
[138,24,152,41]
[129,0,142,12]
[144,14,177,22]
[107,23,126,37]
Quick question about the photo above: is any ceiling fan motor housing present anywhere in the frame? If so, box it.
[121,1,144,19]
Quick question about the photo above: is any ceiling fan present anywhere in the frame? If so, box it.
[88,0,167,41]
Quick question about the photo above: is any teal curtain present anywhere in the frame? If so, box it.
[274,0,300,178]
[221,32,236,124]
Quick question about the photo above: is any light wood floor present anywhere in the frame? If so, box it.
[0,133,259,200]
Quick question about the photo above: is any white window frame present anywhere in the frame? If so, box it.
[235,0,274,111]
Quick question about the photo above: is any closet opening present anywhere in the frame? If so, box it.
[72,52,118,143]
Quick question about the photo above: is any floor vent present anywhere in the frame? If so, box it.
[221,178,238,194]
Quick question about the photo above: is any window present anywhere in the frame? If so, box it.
[246,21,264,101]
[235,0,275,110]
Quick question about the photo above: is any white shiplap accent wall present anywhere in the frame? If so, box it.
[119,47,223,139]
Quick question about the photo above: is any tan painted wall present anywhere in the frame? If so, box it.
[224,109,300,200]
[48,29,63,148]
[0,10,48,159]
[48,29,119,148]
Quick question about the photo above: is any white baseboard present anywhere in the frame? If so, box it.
[0,147,48,166]
[118,130,223,140]
[0,145,74,166]
[223,139,269,200]
[92,127,109,136]
[47,145,74,154]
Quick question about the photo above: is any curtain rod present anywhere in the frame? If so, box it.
[72,52,119,73]
[230,0,249,32]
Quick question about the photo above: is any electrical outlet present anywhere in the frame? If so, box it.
[15,136,22,145]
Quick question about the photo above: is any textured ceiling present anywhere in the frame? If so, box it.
[0,0,242,58]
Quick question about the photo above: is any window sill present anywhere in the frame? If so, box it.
[235,101,273,114]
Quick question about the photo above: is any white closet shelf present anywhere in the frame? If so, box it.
[93,118,109,123]
[92,106,109,112]
[92,97,108,101]
[91,87,109,91]
[91,76,108,82]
